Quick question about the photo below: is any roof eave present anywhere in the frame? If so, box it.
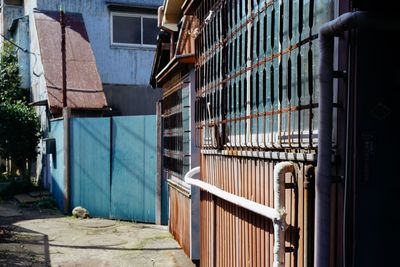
[155,54,195,85]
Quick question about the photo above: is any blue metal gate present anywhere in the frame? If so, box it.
[110,116,156,222]
[50,115,160,222]
[70,117,111,218]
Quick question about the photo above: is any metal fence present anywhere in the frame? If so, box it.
[193,0,334,266]
[199,155,315,267]
[162,83,191,179]
[195,0,333,151]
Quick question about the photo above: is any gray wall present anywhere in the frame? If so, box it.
[104,84,161,115]
[0,4,23,36]
[12,15,30,88]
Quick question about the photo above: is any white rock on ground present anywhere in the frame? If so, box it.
[72,206,90,219]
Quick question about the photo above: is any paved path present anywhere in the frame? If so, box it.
[0,201,194,267]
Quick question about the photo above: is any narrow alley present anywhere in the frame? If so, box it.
[0,200,194,267]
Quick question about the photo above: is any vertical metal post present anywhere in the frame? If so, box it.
[60,6,70,214]
[61,8,67,108]
[156,101,162,225]
[63,107,70,214]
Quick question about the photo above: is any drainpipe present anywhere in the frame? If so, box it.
[273,161,295,267]
[316,11,367,267]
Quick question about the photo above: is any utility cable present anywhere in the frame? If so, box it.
[0,33,43,77]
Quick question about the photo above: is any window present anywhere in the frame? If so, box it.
[111,12,158,47]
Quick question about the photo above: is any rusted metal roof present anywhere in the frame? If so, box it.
[34,11,107,112]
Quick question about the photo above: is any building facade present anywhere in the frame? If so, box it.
[152,0,399,266]
[0,0,162,184]
[151,1,200,260]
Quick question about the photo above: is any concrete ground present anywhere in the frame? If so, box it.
[0,201,194,267]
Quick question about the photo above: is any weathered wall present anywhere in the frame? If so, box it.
[12,15,30,88]
[29,7,48,182]
[193,0,335,265]
[27,0,162,86]
[169,186,191,257]
[200,154,315,267]
[0,4,23,35]
[0,4,23,53]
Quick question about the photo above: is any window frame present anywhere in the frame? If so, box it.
[110,11,157,48]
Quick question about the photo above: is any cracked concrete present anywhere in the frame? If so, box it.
[0,201,195,267]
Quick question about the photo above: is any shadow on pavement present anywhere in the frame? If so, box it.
[0,201,61,267]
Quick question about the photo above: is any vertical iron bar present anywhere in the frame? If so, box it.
[308,0,314,147]
[278,0,283,147]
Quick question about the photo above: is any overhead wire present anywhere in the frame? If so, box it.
[0,32,43,77]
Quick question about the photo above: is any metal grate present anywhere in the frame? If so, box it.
[162,84,191,179]
[195,0,333,151]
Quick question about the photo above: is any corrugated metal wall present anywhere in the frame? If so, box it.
[49,119,64,210]
[67,115,158,221]
[161,74,193,256]
[70,117,111,218]
[193,0,333,265]
[110,116,157,222]
[169,186,191,256]
[200,155,315,267]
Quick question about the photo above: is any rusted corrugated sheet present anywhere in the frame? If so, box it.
[169,186,191,256]
[34,11,107,112]
[200,154,315,267]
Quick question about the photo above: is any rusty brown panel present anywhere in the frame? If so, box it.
[260,159,265,267]
[200,190,208,267]
[215,197,219,267]
[298,165,304,267]
[250,159,255,267]
[268,161,274,267]
[256,159,262,267]
[34,11,106,110]
[234,157,240,266]
[223,157,228,266]
[219,198,223,267]
[229,158,234,267]
[200,155,311,266]
[200,192,203,267]
[169,186,191,257]
[263,160,269,267]
[202,192,205,267]
[208,193,211,267]
[292,172,297,266]
[227,157,232,266]
[202,191,206,267]
[238,158,243,267]
[210,192,214,267]
[243,159,249,267]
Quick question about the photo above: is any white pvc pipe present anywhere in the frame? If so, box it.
[184,167,280,220]
[273,161,295,267]
[184,162,295,267]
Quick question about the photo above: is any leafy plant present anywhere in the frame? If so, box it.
[0,42,28,103]
[0,41,40,175]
